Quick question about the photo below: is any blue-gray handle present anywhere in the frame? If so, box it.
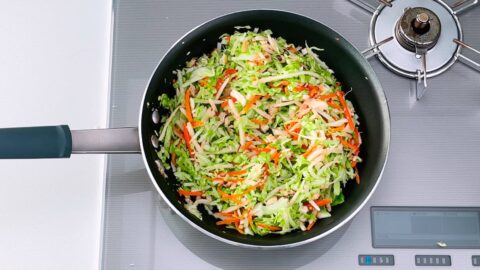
[0,125,72,159]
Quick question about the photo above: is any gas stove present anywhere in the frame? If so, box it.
[101,0,480,269]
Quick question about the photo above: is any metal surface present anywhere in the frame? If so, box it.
[102,0,480,269]
[370,0,461,78]
[71,128,140,154]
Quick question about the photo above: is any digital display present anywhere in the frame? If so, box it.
[371,207,480,249]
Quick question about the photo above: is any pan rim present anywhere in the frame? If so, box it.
[138,8,391,249]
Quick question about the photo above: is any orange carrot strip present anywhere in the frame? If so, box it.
[354,127,361,147]
[191,120,204,128]
[251,118,268,125]
[314,198,332,207]
[336,91,355,131]
[319,93,337,100]
[235,221,244,234]
[351,159,357,168]
[327,100,342,110]
[199,77,208,87]
[256,223,281,231]
[217,211,235,217]
[178,189,203,197]
[308,85,320,97]
[240,141,253,150]
[171,152,176,166]
[339,137,357,151]
[247,211,254,228]
[240,95,261,114]
[329,125,345,133]
[355,167,360,184]
[184,88,193,123]
[220,170,247,176]
[182,124,193,156]
[306,219,317,231]
[272,151,280,166]
[224,68,237,76]
[216,217,240,225]
[302,145,319,158]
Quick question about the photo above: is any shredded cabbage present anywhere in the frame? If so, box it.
[157,29,362,235]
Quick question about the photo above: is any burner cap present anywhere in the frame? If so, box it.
[395,7,441,53]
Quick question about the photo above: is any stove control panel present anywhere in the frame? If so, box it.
[415,255,451,266]
[358,255,394,266]
[473,255,480,266]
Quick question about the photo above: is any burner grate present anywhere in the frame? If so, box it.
[350,0,479,99]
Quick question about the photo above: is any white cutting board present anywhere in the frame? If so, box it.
[0,1,111,269]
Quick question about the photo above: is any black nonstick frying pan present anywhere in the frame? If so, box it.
[0,10,390,248]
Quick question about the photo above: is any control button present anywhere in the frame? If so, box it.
[359,255,394,266]
[415,255,451,266]
[473,255,480,266]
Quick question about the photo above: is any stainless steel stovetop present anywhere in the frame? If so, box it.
[102,0,480,269]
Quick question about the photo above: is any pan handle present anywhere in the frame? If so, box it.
[0,125,140,159]
[71,127,140,154]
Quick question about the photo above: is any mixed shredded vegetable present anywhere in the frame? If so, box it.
[157,28,362,235]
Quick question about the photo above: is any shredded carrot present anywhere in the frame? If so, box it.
[351,159,357,168]
[224,36,230,43]
[216,217,240,225]
[220,170,247,176]
[275,80,290,88]
[182,124,193,156]
[173,127,183,138]
[184,87,194,123]
[256,223,281,231]
[306,219,317,231]
[319,93,337,100]
[354,127,361,147]
[329,125,345,134]
[339,137,357,151]
[191,120,204,128]
[327,100,342,110]
[217,186,242,204]
[308,85,320,97]
[336,91,356,131]
[199,77,208,87]
[224,68,237,76]
[294,83,308,92]
[215,78,225,92]
[302,145,318,158]
[272,151,280,166]
[240,141,253,150]
[240,95,261,114]
[355,167,360,184]
[217,211,235,217]
[178,189,203,197]
[251,118,268,125]
[242,184,258,195]
[235,221,244,234]
[314,198,332,207]
[288,46,298,53]
[247,210,254,228]
[171,152,176,166]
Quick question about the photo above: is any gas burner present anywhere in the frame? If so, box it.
[395,7,441,53]
[351,0,480,99]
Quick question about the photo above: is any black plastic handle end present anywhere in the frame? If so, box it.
[0,125,72,159]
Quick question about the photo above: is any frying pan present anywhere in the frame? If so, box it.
[0,10,390,248]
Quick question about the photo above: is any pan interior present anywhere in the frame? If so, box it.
[140,10,389,247]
